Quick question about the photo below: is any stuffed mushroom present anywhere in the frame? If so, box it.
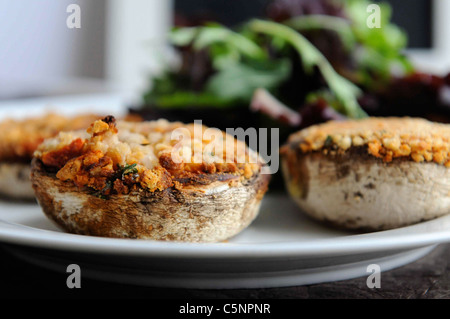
[31,116,270,242]
[280,117,450,231]
[0,113,103,201]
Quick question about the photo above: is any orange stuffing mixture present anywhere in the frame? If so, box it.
[34,116,262,196]
[282,117,450,167]
[0,113,103,162]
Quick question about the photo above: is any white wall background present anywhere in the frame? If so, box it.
[404,0,450,75]
[106,0,173,105]
[0,0,172,104]
[0,0,106,80]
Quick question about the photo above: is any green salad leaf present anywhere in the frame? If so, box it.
[343,0,413,86]
[143,0,413,120]
[146,23,291,108]
[206,58,291,103]
[169,23,267,63]
[283,14,356,50]
[248,19,367,118]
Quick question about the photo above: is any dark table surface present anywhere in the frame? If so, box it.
[1,242,449,299]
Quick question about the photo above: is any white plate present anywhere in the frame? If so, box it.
[0,193,449,289]
[0,92,127,119]
[0,95,449,289]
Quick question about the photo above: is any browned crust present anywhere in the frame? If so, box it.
[0,113,103,162]
[36,116,264,196]
[31,158,270,242]
[282,117,450,167]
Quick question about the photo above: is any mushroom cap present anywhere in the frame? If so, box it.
[31,158,270,242]
[281,117,450,230]
[30,116,270,242]
[0,162,34,201]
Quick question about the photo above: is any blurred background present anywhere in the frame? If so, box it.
[0,0,449,105]
[0,0,170,104]
[1,0,449,190]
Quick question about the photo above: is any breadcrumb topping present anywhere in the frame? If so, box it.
[34,116,262,195]
[283,117,450,167]
[0,113,102,162]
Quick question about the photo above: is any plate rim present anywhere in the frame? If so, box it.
[5,244,437,289]
[0,214,449,259]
